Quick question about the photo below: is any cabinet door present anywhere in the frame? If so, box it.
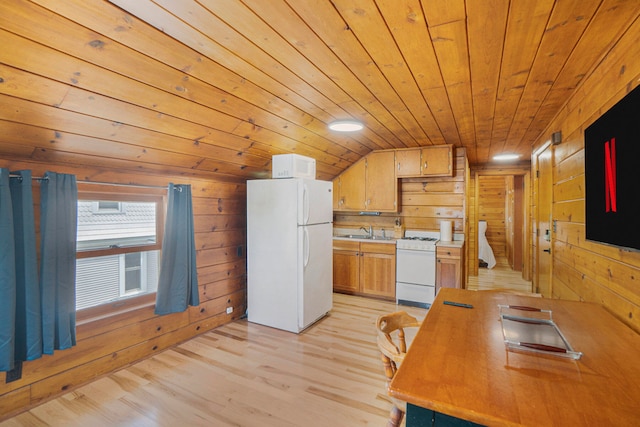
[337,159,366,210]
[421,145,453,176]
[436,246,462,290]
[365,151,397,211]
[436,257,460,290]
[332,178,340,210]
[360,243,396,299]
[395,149,421,177]
[333,249,359,293]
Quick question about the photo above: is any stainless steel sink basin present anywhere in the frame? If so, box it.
[370,236,394,240]
[336,234,394,241]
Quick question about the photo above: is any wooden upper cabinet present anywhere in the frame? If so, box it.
[365,151,397,211]
[333,145,453,211]
[394,145,454,178]
[334,152,397,212]
[334,158,366,210]
[421,145,454,176]
[395,148,422,177]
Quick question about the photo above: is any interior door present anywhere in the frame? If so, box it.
[536,145,553,297]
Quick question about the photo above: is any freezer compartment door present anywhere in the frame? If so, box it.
[298,222,333,329]
[298,179,333,226]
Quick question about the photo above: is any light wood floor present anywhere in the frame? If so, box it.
[2,264,531,427]
[467,256,533,294]
[1,294,427,427]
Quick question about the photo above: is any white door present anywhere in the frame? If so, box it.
[298,222,333,329]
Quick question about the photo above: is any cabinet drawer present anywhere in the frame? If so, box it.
[436,246,461,259]
[360,241,396,255]
[333,240,360,251]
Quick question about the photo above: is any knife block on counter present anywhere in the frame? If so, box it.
[394,224,405,238]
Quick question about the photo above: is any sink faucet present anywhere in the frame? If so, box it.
[360,225,373,237]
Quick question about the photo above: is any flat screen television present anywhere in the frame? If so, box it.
[584,85,640,252]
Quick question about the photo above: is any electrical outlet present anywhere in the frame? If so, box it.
[226,307,233,314]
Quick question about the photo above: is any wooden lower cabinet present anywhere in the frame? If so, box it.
[333,240,396,300]
[436,244,464,290]
[333,240,360,294]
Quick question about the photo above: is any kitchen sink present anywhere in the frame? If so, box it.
[336,234,394,241]
[370,236,394,240]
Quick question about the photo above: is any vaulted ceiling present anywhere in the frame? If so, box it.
[1,0,638,181]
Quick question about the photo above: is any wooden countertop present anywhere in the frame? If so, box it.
[389,288,640,426]
[436,240,464,249]
[332,236,396,244]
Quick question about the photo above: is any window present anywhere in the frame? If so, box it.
[92,200,123,214]
[75,188,164,312]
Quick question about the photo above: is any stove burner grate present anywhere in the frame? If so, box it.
[402,236,438,242]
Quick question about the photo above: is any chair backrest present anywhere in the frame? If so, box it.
[376,311,421,381]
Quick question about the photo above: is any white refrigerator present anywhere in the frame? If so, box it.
[247,178,333,333]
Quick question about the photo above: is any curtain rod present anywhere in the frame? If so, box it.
[9,174,48,181]
[8,175,180,190]
[80,181,184,191]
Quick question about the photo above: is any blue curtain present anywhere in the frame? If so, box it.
[40,172,78,354]
[11,171,42,362]
[155,184,199,315]
[0,169,17,371]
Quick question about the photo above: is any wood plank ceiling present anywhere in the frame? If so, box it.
[0,0,638,181]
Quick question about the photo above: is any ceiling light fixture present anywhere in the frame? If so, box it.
[328,120,363,132]
[493,153,520,161]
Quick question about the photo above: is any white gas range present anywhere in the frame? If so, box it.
[396,231,440,308]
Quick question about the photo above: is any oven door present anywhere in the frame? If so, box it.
[396,248,436,285]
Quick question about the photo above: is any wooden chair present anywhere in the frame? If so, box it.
[376,311,421,427]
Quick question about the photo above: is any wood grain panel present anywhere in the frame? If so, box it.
[518,0,640,149]
[507,0,601,148]
[0,156,248,417]
[1,0,637,179]
[429,19,475,148]
[332,0,441,145]
[529,9,640,332]
[376,0,460,146]
[466,0,508,160]
[490,0,554,157]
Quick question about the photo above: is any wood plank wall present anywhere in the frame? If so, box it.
[334,149,467,236]
[0,160,247,419]
[530,16,640,332]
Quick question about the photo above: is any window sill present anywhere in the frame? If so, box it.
[76,293,156,327]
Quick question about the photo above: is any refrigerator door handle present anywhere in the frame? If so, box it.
[303,227,310,267]
[303,183,310,224]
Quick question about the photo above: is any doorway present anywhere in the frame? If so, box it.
[471,169,531,286]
